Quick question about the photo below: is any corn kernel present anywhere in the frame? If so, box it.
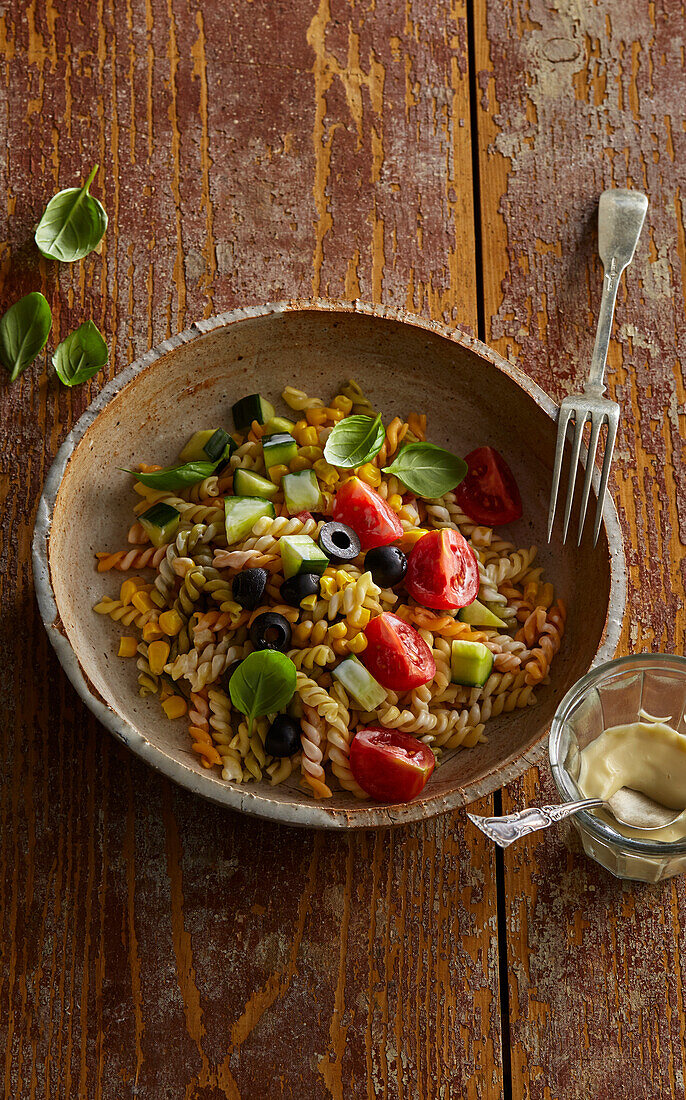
[335,570,354,586]
[388,493,403,511]
[299,446,324,461]
[305,407,328,426]
[319,577,336,598]
[331,394,353,415]
[346,633,367,653]
[356,462,382,488]
[325,407,345,422]
[268,463,289,486]
[132,590,154,613]
[397,527,429,550]
[119,578,140,605]
[313,459,339,487]
[143,621,164,642]
[300,594,318,612]
[355,608,371,628]
[159,609,184,636]
[162,696,188,720]
[295,424,319,447]
[289,455,311,472]
[148,640,170,675]
[118,636,138,658]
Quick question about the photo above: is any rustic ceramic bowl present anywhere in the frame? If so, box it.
[33,300,626,828]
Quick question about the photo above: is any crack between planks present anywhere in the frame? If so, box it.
[465,0,513,1096]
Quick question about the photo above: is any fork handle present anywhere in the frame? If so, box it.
[586,190,647,394]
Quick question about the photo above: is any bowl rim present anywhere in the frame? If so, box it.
[32,298,627,829]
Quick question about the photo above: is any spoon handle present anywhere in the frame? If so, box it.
[466,799,605,849]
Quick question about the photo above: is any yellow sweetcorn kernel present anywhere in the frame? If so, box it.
[294,424,319,447]
[300,594,318,612]
[162,695,187,720]
[355,608,371,628]
[324,407,345,422]
[289,455,311,472]
[118,636,138,658]
[299,445,324,461]
[397,527,429,550]
[346,633,367,654]
[148,640,171,675]
[319,576,336,598]
[305,407,328,426]
[132,590,155,613]
[313,459,338,487]
[159,609,184,636]
[142,621,164,642]
[327,621,348,640]
[268,463,289,486]
[331,394,353,415]
[356,462,382,488]
[120,578,140,605]
[334,569,354,586]
[388,494,403,511]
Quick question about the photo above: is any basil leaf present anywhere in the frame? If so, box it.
[229,650,297,730]
[127,460,219,491]
[323,413,385,468]
[35,165,108,262]
[0,292,52,382]
[383,442,468,497]
[53,320,108,387]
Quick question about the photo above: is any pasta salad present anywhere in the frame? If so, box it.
[93,381,566,803]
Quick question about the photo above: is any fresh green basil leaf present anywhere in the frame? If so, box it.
[229,650,297,729]
[0,291,52,382]
[53,320,108,387]
[127,460,219,491]
[383,442,468,497]
[323,413,385,468]
[35,165,108,262]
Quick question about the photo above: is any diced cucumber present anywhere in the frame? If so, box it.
[225,496,275,544]
[263,432,298,470]
[333,655,386,710]
[232,394,275,431]
[282,469,322,514]
[279,534,329,579]
[450,640,494,687]
[457,599,506,629]
[139,502,180,548]
[179,429,237,463]
[233,468,279,499]
[265,416,295,434]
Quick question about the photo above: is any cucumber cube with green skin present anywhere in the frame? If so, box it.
[282,469,323,514]
[179,429,237,463]
[233,468,279,499]
[332,655,386,710]
[225,496,275,544]
[263,432,298,470]
[450,640,494,687]
[280,534,329,579]
[457,599,506,629]
[232,394,275,431]
[139,502,180,548]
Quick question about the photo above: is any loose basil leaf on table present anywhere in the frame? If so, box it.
[323,413,385,468]
[53,320,108,386]
[34,165,108,262]
[0,291,52,383]
[127,460,220,491]
[383,442,468,497]
[229,650,297,730]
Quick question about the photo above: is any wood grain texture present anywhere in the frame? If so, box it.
[0,1,503,1097]
[474,0,686,1097]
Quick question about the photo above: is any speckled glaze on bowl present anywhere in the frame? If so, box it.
[32,300,626,829]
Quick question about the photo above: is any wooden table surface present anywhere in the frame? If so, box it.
[2,1,684,1096]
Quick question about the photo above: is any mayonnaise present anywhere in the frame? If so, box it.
[577,720,686,842]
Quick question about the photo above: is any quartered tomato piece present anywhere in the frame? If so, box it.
[363,612,436,690]
[349,728,436,802]
[332,477,403,549]
[405,528,479,610]
[456,446,523,526]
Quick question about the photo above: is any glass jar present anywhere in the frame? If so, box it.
[549,653,686,883]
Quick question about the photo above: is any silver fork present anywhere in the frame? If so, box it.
[548,189,648,545]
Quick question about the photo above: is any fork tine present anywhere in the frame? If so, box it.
[592,413,618,546]
[577,414,605,545]
[547,404,574,542]
[562,411,588,543]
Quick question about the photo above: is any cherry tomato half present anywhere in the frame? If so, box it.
[405,528,479,610]
[350,728,435,802]
[363,612,436,690]
[456,446,523,526]
[332,477,403,549]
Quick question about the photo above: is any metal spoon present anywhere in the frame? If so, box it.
[467,789,683,849]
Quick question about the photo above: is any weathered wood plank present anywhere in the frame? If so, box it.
[474,1,686,1096]
[0,1,502,1097]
